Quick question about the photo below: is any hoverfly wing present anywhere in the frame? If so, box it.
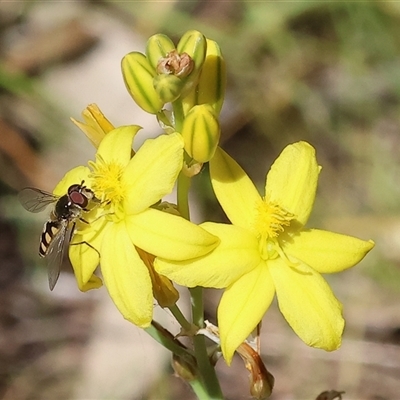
[18,187,59,213]
[44,220,72,290]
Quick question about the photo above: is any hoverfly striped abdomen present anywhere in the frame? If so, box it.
[39,220,62,258]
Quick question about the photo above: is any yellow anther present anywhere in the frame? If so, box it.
[89,155,125,205]
[254,197,294,239]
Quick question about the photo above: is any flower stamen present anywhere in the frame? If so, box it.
[255,197,294,239]
[89,155,125,205]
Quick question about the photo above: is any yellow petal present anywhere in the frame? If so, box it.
[101,221,153,327]
[285,229,375,273]
[96,125,141,167]
[69,237,102,291]
[53,166,91,196]
[265,141,320,226]
[69,217,107,291]
[123,133,184,215]
[218,265,275,365]
[71,103,114,148]
[155,222,261,288]
[126,208,218,260]
[269,258,344,351]
[71,118,105,148]
[209,147,261,232]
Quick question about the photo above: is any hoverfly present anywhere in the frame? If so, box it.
[18,181,100,290]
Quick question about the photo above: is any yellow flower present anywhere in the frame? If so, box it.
[155,142,374,363]
[54,126,218,327]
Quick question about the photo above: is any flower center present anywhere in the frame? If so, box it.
[255,197,294,261]
[89,155,125,206]
[255,197,293,238]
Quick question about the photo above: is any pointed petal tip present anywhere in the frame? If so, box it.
[307,328,343,352]
[126,315,152,329]
[286,230,375,274]
[266,140,320,225]
[218,267,275,366]
[221,345,234,366]
[77,275,103,292]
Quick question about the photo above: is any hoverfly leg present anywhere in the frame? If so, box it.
[69,221,76,242]
[86,212,114,225]
[70,240,101,257]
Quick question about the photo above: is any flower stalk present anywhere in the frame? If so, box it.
[177,154,223,398]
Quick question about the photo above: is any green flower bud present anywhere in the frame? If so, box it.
[182,38,226,115]
[146,33,176,70]
[177,30,207,71]
[121,52,164,114]
[197,39,226,114]
[153,74,184,103]
[176,30,207,97]
[181,104,220,163]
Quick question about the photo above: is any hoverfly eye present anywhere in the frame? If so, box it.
[69,191,86,206]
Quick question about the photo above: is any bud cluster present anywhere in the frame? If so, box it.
[121,30,226,167]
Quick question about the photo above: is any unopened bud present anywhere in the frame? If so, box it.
[121,52,164,114]
[153,74,184,103]
[181,104,220,163]
[146,33,175,70]
[182,39,226,116]
[176,30,207,97]
[177,30,207,71]
[196,39,226,114]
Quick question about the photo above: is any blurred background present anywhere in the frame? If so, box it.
[1,1,399,399]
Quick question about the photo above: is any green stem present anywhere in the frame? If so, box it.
[156,110,173,129]
[190,286,204,326]
[172,99,185,132]
[176,166,223,399]
[145,321,193,360]
[177,171,191,220]
[191,287,224,399]
[189,378,213,400]
[169,303,192,332]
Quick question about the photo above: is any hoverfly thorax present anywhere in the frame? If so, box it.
[53,195,79,220]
